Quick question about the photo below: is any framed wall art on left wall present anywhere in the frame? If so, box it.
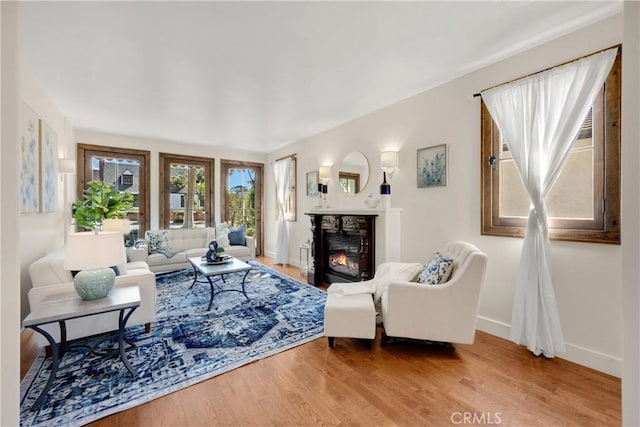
[20,102,39,213]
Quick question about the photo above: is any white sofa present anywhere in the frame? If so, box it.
[127,227,256,274]
[28,246,157,346]
[380,241,488,345]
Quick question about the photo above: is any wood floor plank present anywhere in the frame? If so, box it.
[20,256,621,426]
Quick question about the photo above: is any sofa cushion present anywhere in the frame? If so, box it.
[228,224,247,246]
[167,228,208,252]
[215,222,231,248]
[147,251,187,267]
[417,252,454,285]
[145,230,169,253]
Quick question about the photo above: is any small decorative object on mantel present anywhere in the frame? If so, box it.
[380,171,391,209]
[322,184,329,208]
[364,193,380,209]
[315,183,324,208]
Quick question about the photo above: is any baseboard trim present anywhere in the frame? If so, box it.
[263,250,298,267]
[477,316,621,378]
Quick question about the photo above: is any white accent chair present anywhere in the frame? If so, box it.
[380,241,488,347]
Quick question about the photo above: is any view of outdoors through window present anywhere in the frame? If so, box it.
[227,168,256,236]
[169,163,206,228]
[91,156,141,232]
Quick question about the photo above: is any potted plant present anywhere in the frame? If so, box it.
[72,180,135,233]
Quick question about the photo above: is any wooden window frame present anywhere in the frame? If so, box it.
[76,143,151,236]
[481,48,621,244]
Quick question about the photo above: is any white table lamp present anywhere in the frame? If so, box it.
[64,231,127,300]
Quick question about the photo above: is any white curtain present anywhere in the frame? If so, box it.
[273,157,292,264]
[481,48,617,358]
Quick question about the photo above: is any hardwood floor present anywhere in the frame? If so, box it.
[21,256,621,426]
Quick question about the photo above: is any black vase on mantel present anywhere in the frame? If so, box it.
[380,171,391,209]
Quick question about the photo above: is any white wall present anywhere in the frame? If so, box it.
[1,2,21,424]
[265,14,624,376]
[622,2,640,425]
[74,129,266,230]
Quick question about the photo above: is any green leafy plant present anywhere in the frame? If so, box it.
[72,180,134,232]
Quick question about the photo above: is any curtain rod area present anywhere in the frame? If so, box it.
[471,44,620,99]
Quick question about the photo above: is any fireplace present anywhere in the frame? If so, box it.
[305,213,376,285]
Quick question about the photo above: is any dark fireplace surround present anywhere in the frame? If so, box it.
[306,213,376,285]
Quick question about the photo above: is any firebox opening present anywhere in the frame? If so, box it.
[325,234,361,281]
[328,250,359,277]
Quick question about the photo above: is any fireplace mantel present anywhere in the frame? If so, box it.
[304,208,402,285]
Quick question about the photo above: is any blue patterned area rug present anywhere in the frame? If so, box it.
[20,262,326,426]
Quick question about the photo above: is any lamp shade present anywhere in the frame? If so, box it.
[59,158,76,174]
[64,231,126,271]
[380,151,398,169]
[319,166,332,181]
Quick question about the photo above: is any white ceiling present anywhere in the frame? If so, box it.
[20,1,621,153]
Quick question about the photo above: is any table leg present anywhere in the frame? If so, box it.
[189,262,199,289]
[28,324,62,410]
[118,307,138,376]
[206,276,215,311]
[58,320,67,359]
[241,270,250,301]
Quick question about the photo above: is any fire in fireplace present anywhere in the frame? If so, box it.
[326,234,361,281]
[328,251,359,277]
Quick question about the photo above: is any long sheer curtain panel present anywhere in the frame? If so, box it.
[481,48,617,358]
[273,157,292,264]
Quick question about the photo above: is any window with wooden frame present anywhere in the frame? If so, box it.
[77,143,151,237]
[481,47,621,244]
[159,153,214,229]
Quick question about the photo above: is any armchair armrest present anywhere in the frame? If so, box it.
[127,245,148,263]
[245,236,256,260]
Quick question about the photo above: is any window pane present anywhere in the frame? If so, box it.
[90,156,140,234]
[169,163,206,229]
[547,149,594,219]
[227,168,256,236]
[499,159,529,217]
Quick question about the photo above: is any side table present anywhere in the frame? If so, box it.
[23,285,141,410]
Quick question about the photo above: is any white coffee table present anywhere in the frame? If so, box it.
[188,256,253,310]
[22,286,141,410]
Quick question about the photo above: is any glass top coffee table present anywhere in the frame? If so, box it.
[188,256,253,311]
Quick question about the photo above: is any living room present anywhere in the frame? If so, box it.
[2,1,640,425]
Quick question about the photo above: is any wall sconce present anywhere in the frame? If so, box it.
[380,151,398,178]
[59,158,76,175]
[319,165,332,183]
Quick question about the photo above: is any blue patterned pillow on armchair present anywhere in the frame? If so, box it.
[417,252,454,285]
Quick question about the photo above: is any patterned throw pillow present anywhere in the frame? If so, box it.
[215,222,231,248]
[228,224,246,246]
[145,230,169,253]
[417,252,454,285]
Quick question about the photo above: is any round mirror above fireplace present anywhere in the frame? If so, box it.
[339,151,369,195]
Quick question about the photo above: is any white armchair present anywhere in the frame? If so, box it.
[380,241,488,347]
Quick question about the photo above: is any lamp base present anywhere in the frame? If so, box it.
[73,268,116,300]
